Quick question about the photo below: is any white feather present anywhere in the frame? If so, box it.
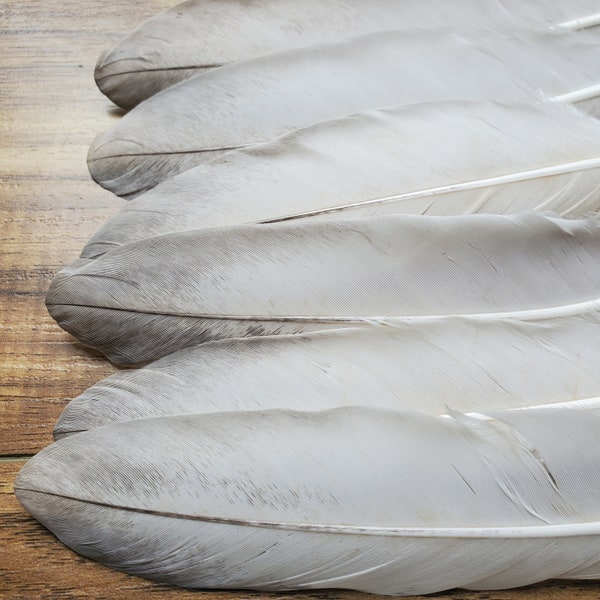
[82,101,600,258]
[95,0,600,108]
[87,29,600,197]
[54,312,600,437]
[15,406,600,594]
[46,213,600,365]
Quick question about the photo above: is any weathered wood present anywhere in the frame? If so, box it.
[0,0,134,455]
[2,0,600,597]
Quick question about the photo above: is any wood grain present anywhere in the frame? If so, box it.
[1,0,599,597]
[0,0,134,457]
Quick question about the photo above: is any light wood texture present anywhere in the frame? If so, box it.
[1,1,599,597]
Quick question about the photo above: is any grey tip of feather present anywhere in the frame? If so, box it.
[53,399,97,440]
[14,453,97,558]
[52,429,69,440]
[86,133,168,198]
[44,286,197,366]
[87,131,140,163]
[45,261,88,308]
[44,266,122,360]
[14,452,60,519]
[79,244,110,259]
[45,273,76,320]
[52,421,82,440]
[13,486,57,533]
[93,51,146,110]
[93,48,112,79]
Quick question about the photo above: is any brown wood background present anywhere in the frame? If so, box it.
[1,1,599,597]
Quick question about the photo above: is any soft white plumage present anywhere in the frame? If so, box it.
[15,407,600,594]
[82,101,600,258]
[87,29,600,197]
[94,0,600,108]
[46,213,600,365]
[54,313,600,437]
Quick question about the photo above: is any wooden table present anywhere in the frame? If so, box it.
[1,1,599,597]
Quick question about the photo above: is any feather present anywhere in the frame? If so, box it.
[15,406,600,594]
[54,313,600,438]
[94,0,600,109]
[45,213,600,365]
[87,29,600,198]
[82,101,600,258]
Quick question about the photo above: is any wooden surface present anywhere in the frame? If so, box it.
[1,1,600,597]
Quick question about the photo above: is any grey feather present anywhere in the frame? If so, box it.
[46,213,600,365]
[87,29,600,197]
[95,0,600,108]
[15,406,600,593]
[82,101,600,258]
[54,313,600,437]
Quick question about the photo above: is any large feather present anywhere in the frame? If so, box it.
[54,313,600,437]
[15,406,600,593]
[82,101,600,258]
[87,29,600,198]
[46,213,600,365]
[95,0,600,108]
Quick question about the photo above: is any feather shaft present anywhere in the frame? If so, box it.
[552,83,600,104]
[559,13,600,29]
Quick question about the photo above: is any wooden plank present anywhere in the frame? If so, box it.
[0,0,135,455]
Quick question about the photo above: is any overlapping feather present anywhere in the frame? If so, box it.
[15,406,600,594]
[20,3,600,595]
[87,29,600,197]
[54,314,600,437]
[82,101,600,258]
[95,0,600,108]
[46,213,600,365]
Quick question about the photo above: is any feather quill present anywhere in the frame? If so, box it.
[87,29,600,198]
[83,101,600,258]
[95,0,600,108]
[46,213,600,365]
[15,406,600,594]
[54,314,600,437]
